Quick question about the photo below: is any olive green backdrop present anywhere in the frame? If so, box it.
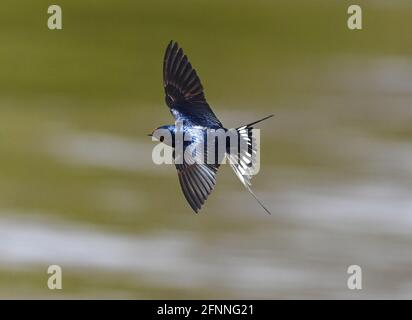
[0,0,411,298]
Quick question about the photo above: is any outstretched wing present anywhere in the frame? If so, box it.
[163,41,222,127]
[175,162,219,213]
[173,143,220,213]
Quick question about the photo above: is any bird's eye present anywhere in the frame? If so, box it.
[160,136,164,142]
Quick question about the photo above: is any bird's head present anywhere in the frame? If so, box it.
[148,125,174,146]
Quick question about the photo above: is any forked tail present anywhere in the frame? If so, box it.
[226,114,273,215]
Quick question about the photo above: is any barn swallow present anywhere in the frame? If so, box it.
[150,41,273,214]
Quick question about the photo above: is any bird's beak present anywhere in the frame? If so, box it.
[147,133,152,137]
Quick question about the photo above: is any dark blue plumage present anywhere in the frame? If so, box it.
[150,41,273,214]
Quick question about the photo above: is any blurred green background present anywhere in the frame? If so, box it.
[1,0,412,298]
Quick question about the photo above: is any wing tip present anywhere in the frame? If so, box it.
[166,40,179,53]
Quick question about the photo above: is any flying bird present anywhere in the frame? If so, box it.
[149,41,273,214]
